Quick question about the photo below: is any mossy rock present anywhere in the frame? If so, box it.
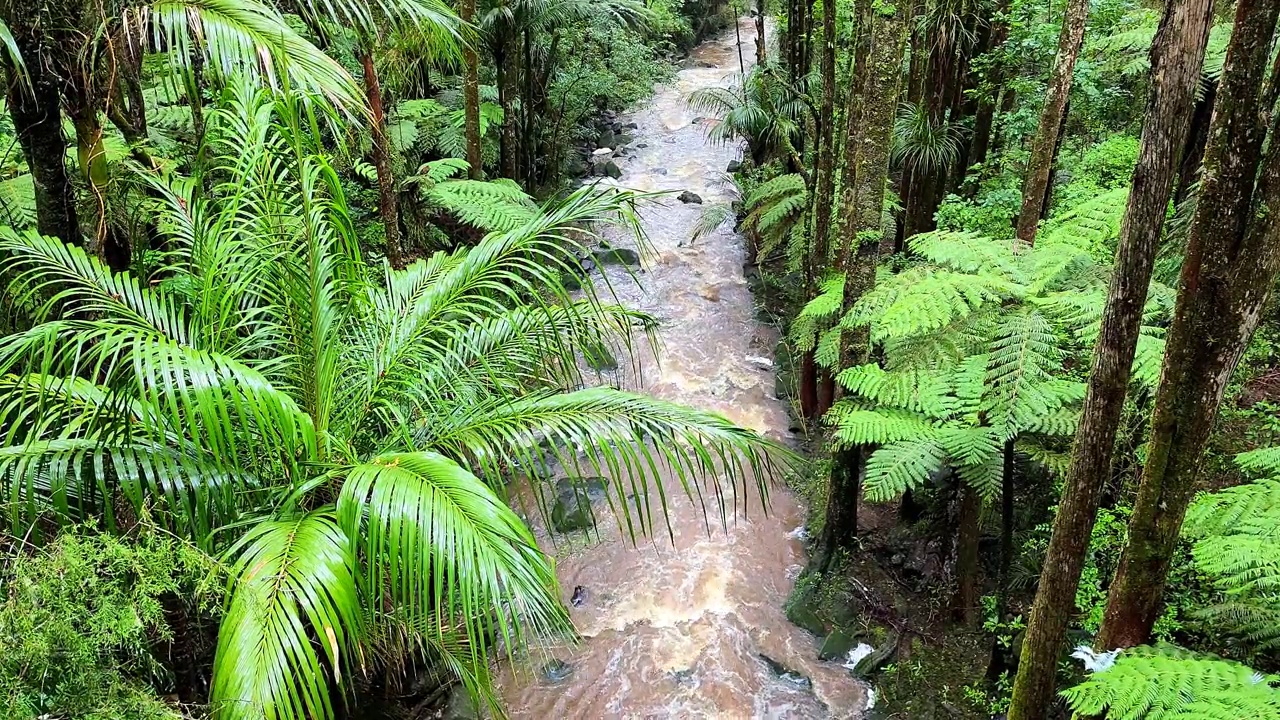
[582,339,618,371]
[785,585,827,636]
[592,247,641,267]
[550,477,608,533]
[818,628,862,661]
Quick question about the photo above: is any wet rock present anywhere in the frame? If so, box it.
[849,636,897,679]
[616,133,634,146]
[582,338,618,371]
[604,160,623,179]
[551,476,607,533]
[566,155,589,177]
[441,688,480,719]
[786,587,827,636]
[570,585,588,607]
[727,159,741,172]
[746,355,773,369]
[560,270,585,291]
[787,417,805,434]
[592,247,641,267]
[678,190,703,204]
[623,122,638,130]
[758,653,812,689]
[636,142,648,148]
[669,667,695,685]
[691,116,706,125]
[541,659,574,684]
[818,629,861,661]
[654,168,667,175]
[592,147,614,158]
[698,284,720,302]
[598,129,617,148]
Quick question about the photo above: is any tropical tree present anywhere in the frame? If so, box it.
[0,85,790,719]
[1007,0,1214,711]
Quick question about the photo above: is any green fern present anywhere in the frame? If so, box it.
[1062,645,1280,720]
[864,438,948,502]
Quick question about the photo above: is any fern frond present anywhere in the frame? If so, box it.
[864,438,947,502]
[826,405,938,447]
[836,364,957,418]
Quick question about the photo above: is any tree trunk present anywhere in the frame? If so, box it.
[952,482,982,625]
[1097,0,1280,650]
[754,0,767,66]
[816,0,910,568]
[461,0,483,179]
[799,349,819,419]
[1014,0,1089,245]
[1005,0,1215,714]
[967,0,1012,179]
[987,439,1017,680]
[810,0,838,268]
[5,48,81,244]
[361,49,404,269]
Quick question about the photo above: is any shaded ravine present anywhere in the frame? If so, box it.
[496,20,868,718]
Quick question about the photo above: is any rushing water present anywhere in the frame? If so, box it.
[495,20,868,719]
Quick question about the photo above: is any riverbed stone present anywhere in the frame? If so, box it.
[593,247,641,267]
[604,160,623,178]
[758,653,812,689]
[818,629,861,661]
[598,129,617,148]
[551,477,608,533]
[541,658,574,684]
[678,190,703,204]
[786,587,827,636]
[727,159,741,172]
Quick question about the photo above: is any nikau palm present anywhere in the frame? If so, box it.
[0,85,788,719]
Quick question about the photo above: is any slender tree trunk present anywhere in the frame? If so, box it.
[953,482,982,625]
[810,0,838,268]
[816,0,910,569]
[65,76,129,272]
[1005,0,1214,714]
[1014,0,1089,245]
[1097,0,1280,649]
[461,0,483,179]
[755,0,767,66]
[497,43,519,181]
[987,439,1017,680]
[361,49,404,269]
[5,47,81,244]
[967,0,1011,178]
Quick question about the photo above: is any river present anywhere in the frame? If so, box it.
[495,19,869,719]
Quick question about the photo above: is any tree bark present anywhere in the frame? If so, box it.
[987,439,1017,680]
[754,0,767,66]
[952,482,982,625]
[461,0,483,180]
[1005,0,1215,714]
[1173,83,1215,206]
[967,0,1012,178]
[815,0,910,568]
[810,0,838,269]
[4,45,80,244]
[1014,0,1089,245]
[1097,0,1280,650]
[360,49,404,269]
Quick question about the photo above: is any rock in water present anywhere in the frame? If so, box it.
[550,477,608,533]
[571,585,588,607]
[677,190,703,204]
[582,338,618,371]
[727,159,742,172]
[604,160,623,179]
[592,247,641,267]
[541,659,574,684]
[758,653,812,689]
[819,629,860,661]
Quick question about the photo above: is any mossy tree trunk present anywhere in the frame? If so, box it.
[815,0,909,571]
[1005,0,1215,714]
[1097,0,1280,650]
[461,0,484,180]
[361,47,404,269]
[952,482,982,625]
[3,24,81,245]
[1014,0,1089,245]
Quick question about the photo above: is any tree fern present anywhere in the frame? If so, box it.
[863,438,948,502]
[1062,645,1280,720]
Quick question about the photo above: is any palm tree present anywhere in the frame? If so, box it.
[0,85,791,718]
[687,67,811,170]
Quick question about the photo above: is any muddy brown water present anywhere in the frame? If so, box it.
[494,19,868,719]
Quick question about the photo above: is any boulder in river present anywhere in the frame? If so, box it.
[818,629,861,661]
[550,476,608,533]
[678,190,703,204]
[541,659,574,684]
[758,653,812,689]
[593,246,641,267]
[848,636,898,679]
[571,585,588,607]
[598,128,617,148]
[604,160,623,179]
[727,159,741,172]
